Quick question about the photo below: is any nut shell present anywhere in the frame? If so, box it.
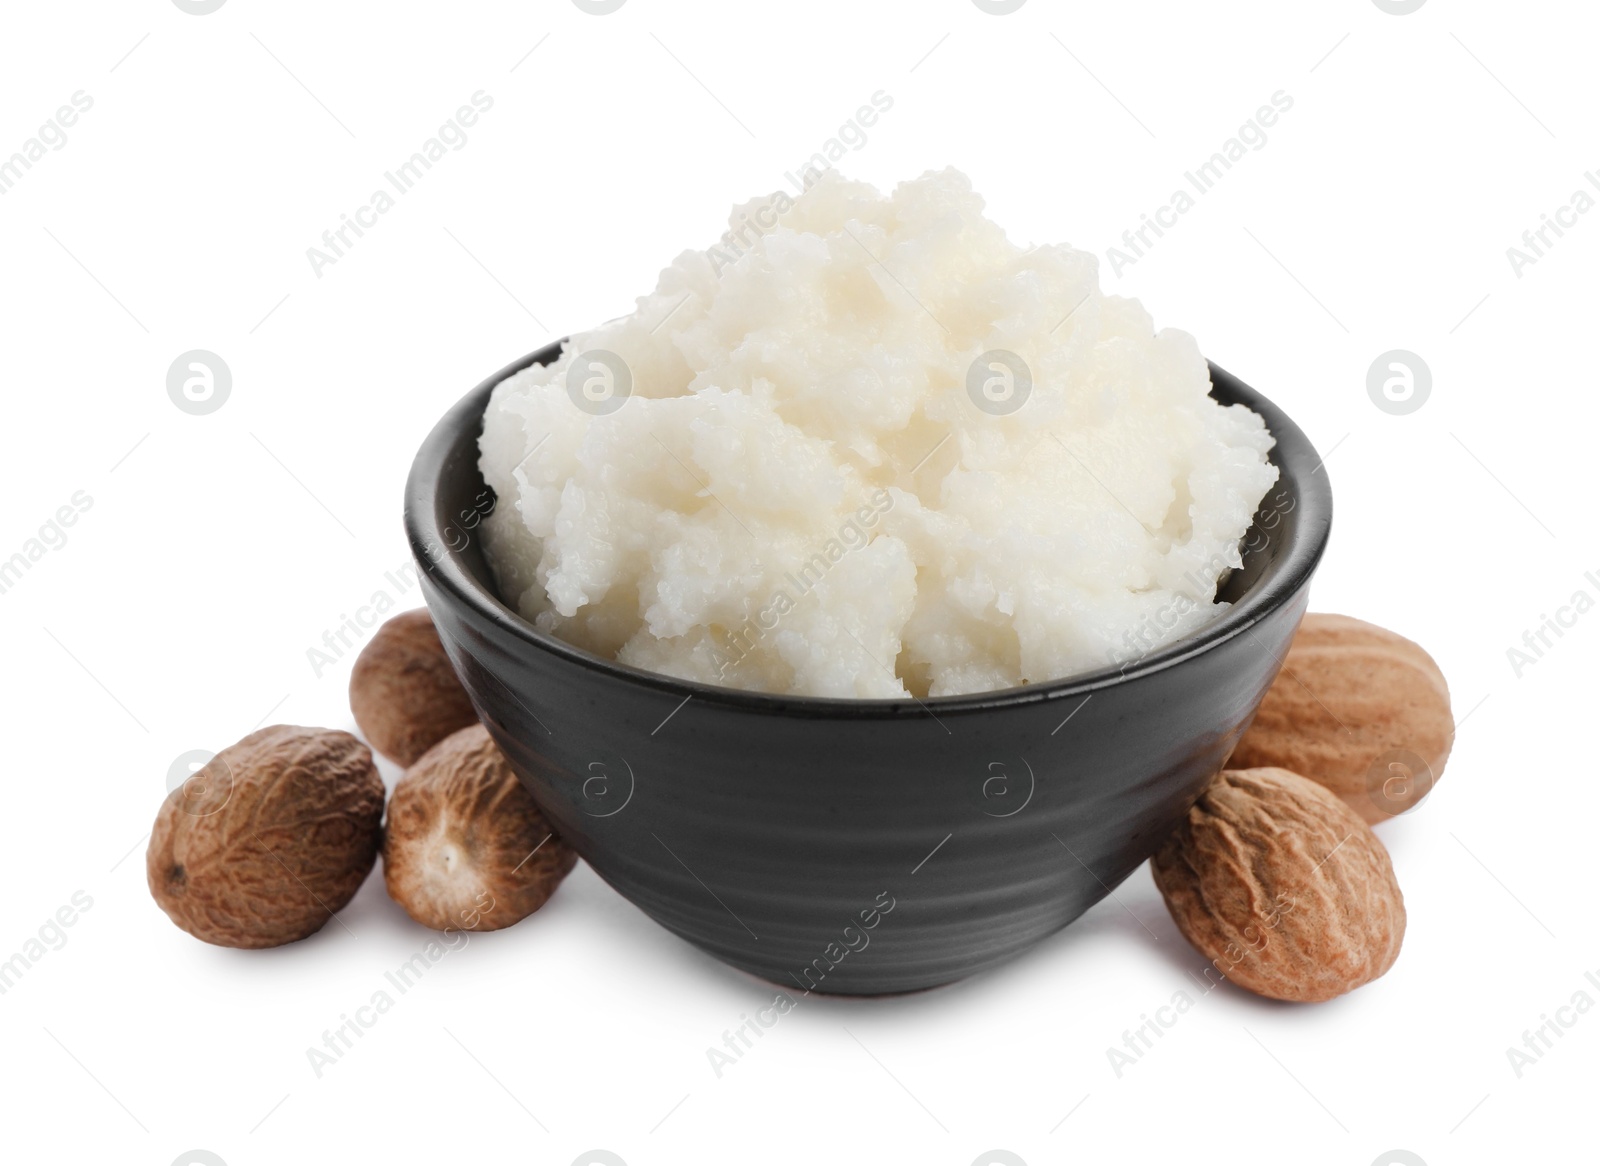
[350,608,479,767]
[383,724,576,931]
[1152,766,1405,1003]
[147,726,385,949]
[1229,613,1452,822]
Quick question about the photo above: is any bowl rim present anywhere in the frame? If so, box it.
[404,342,1332,717]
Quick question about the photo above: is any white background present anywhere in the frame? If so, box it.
[1,1,1594,1164]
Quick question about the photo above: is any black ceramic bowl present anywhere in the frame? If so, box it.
[405,343,1332,995]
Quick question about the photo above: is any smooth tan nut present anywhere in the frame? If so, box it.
[1152,766,1405,1003]
[148,726,384,949]
[1229,613,1452,823]
[349,608,479,767]
[383,724,576,932]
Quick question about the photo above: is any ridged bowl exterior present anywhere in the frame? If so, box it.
[404,346,1331,995]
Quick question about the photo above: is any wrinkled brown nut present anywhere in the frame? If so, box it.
[349,608,479,767]
[1229,613,1452,823]
[148,726,385,949]
[1152,766,1405,1003]
[383,724,576,931]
